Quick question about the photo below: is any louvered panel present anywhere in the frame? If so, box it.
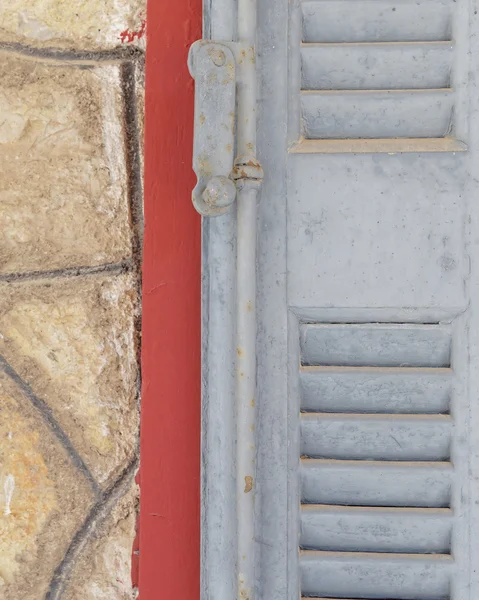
[301,505,452,553]
[298,0,459,149]
[300,413,452,460]
[301,42,453,91]
[301,0,453,43]
[300,551,453,599]
[298,322,455,598]
[302,459,452,506]
[300,323,451,367]
[300,366,452,413]
[302,89,453,139]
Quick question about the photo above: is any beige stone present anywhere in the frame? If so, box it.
[0,53,133,274]
[0,0,146,51]
[0,371,95,599]
[64,481,139,600]
[0,273,140,488]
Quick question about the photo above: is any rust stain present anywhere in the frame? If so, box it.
[237,347,244,357]
[250,398,255,407]
[246,300,253,311]
[244,476,253,493]
[240,589,250,600]
[199,113,206,125]
[226,144,232,152]
[197,154,213,176]
[247,142,254,151]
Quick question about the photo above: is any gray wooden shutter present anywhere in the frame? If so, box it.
[200,0,478,595]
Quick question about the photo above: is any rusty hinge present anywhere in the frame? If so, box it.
[188,40,263,217]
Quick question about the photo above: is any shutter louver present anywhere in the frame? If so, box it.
[295,0,465,152]
[299,323,454,600]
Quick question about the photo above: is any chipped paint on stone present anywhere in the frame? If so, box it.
[3,474,15,517]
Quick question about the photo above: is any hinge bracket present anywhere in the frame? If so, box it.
[188,40,238,216]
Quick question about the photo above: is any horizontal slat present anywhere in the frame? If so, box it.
[301,459,452,506]
[301,89,454,139]
[301,42,453,90]
[300,505,452,553]
[300,413,451,460]
[289,136,467,153]
[300,366,452,413]
[300,323,451,367]
[300,551,453,599]
[302,0,453,43]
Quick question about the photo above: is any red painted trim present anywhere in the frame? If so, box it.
[139,0,202,596]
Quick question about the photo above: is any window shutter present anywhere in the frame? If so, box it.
[200,0,477,595]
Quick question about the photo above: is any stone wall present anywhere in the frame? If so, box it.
[0,3,145,599]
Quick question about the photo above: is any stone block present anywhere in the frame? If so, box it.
[0,371,95,599]
[63,481,139,600]
[0,53,133,275]
[0,0,146,51]
[0,273,140,488]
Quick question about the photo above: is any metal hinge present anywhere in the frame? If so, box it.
[188,40,263,216]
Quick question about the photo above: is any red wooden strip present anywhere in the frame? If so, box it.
[139,0,202,596]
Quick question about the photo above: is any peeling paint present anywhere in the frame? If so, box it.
[3,474,14,517]
[120,17,146,43]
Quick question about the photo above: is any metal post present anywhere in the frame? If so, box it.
[189,0,262,595]
[235,0,262,596]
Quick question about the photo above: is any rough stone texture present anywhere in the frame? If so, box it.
[63,482,139,600]
[0,371,95,599]
[0,274,140,488]
[0,53,133,275]
[0,2,144,596]
[0,1,146,51]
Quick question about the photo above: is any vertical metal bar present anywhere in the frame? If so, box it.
[198,0,260,597]
[238,0,258,155]
[236,0,260,597]
[236,186,258,600]
[202,3,237,600]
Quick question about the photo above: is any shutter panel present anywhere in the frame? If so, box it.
[201,0,479,594]
[299,323,455,599]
